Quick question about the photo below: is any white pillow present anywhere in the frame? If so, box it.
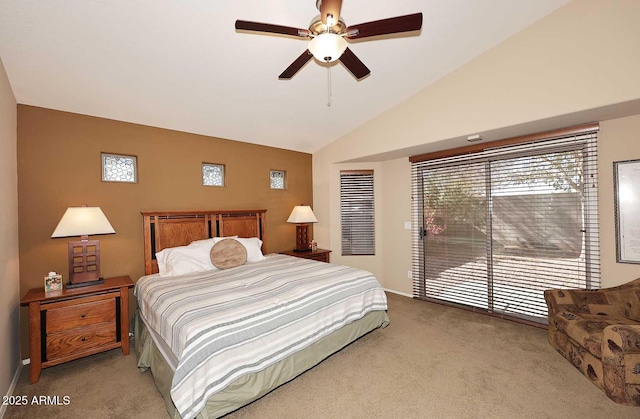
[154,236,262,276]
[155,242,217,277]
[189,236,238,248]
[213,237,265,262]
[188,238,217,248]
[156,249,168,274]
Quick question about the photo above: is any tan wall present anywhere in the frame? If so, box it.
[0,57,20,398]
[313,0,640,291]
[17,106,313,358]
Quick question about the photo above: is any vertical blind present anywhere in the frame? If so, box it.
[340,170,375,256]
[411,129,600,324]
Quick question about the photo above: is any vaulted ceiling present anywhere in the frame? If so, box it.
[0,1,568,153]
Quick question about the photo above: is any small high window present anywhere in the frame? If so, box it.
[203,163,225,187]
[102,153,137,183]
[270,170,286,190]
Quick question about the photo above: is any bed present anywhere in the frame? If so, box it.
[133,210,389,418]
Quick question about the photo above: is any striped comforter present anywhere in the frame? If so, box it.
[135,254,388,419]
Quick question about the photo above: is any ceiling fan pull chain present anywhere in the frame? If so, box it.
[327,60,332,107]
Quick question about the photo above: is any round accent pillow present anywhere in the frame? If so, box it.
[209,238,247,269]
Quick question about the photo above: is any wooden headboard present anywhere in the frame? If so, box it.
[141,209,267,275]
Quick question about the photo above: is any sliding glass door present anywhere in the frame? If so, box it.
[416,136,599,324]
[421,161,489,310]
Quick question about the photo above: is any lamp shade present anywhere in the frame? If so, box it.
[287,206,318,224]
[51,207,115,238]
[308,33,347,63]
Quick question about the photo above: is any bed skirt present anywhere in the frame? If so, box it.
[133,309,389,418]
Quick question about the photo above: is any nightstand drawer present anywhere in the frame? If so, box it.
[46,297,116,334]
[282,249,331,263]
[46,322,117,360]
[307,252,329,262]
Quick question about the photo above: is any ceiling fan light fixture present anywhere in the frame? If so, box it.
[308,33,347,62]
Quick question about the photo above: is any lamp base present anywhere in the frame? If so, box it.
[295,224,311,252]
[66,278,104,289]
[68,239,102,285]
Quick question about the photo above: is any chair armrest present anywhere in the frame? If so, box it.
[544,289,592,315]
[544,288,624,317]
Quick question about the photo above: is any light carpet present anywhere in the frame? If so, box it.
[6,293,639,418]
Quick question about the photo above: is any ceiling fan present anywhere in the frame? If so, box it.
[235,0,423,81]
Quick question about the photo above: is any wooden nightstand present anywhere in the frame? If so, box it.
[20,275,134,384]
[282,248,332,263]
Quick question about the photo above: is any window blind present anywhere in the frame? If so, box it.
[341,170,375,256]
[411,129,600,324]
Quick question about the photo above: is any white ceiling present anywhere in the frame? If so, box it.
[0,0,569,154]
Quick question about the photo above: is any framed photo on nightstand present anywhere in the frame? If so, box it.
[44,272,63,292]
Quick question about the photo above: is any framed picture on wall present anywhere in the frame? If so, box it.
[614,159,640,264]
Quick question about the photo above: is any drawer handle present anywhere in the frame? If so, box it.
[81,314,86,319]
[81,337,86,342]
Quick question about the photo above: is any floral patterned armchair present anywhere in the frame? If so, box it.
[544,278,640,406]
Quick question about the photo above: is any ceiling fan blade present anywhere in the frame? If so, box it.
[339,47,370,80]
[346,13,423,39]
[235,20,310,38]
[320,0,343,26]
[279,50,313,79]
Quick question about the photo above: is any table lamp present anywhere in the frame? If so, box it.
[51,206,115,288]
[287,205,318,252]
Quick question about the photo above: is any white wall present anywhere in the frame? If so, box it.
[380,158,412,294]
[598,114,640,286]
[313,0,640,291]
[0,56,20,402]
